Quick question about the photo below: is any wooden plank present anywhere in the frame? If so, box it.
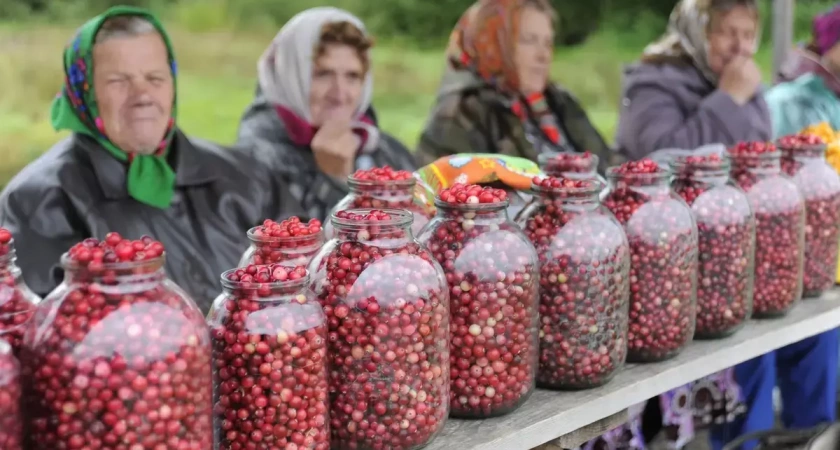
[534,410,630,450]
[425,291,840,450]
[772,0,795,82]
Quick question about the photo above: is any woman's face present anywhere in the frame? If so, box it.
[514,6,553,95]
[707,6,758,76]
[93,32,174,155]
[309,44,365,126]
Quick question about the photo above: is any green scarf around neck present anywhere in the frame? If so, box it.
[50,6,178,208]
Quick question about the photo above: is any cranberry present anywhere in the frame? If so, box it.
[21,232,214,450]
[518,177,630,389]
[0,341,22,450]
[209,264,330,450]
[538,152,598,180]
[309,209,450,449]
[240,217,325,267]
[327,166,435,237]
[671,155,755,338]
[603,160,698,362]
[418,184,539,417]
[729,143,805,316]
[778,134,840,297]
[0,228,41,355]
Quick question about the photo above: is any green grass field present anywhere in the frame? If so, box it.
[0,15,796,187]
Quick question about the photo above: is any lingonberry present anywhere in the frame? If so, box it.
[418,184,539,417]
[20,233,214,449]
[0,228,41,356]
[0,340,22,450]
[309,209,450,449]
[671,155,755,338]
[240,217,325,267]
[209,264,330,449]
[729,142,805,316]
[327,166,435,237]
[778,134,840,297]
[518,177,630,389]
[603,160,698,362]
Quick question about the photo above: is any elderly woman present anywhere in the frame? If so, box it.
[618,1,838,449]
[415,0,617,174]
[769,4,840,134]
[0,7,301,311]
[235,7,415,221]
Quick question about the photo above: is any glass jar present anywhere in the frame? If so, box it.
[602,160,698,362]
[778,135,840,297]
[239,218,325,267]
[417,185,539,417]
[670,155,755,338]
[20,237,214,449]
[538,152,599,180]
[0,229,41,355]
[0,340,22,450]
[208,264,330,450]
[729,143,805,317]
[517,177,630,389]
[308,209,449,450]
[326,170,435,237]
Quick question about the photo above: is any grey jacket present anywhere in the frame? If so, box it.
[615,61,773,160]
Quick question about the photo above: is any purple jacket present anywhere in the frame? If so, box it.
[615,62,772,161]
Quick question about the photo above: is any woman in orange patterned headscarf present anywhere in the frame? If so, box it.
[416,0,618,172]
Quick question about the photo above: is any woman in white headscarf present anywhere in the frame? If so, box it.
[235,7,416,220]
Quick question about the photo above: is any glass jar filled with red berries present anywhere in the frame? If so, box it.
[670,154,755,338]
[327,166,435,237]
[778,134,840,297]
[20,233,214,450]
[208,264,330,450]
[538,152,599,180]
[603,159,698,362]
[417,184,539,417]
[0,228,41,355]
[240,217,325,267]
[308,209,450,449]
[517,176,630,389]
[0,340,22,450]
[729,142,805,317]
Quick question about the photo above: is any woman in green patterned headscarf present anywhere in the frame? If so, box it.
[51,5,178,208]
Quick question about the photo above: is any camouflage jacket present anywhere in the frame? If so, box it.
[416,81,620,173]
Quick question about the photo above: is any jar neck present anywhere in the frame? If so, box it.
[730,153,781,176]
[607,171,671,194]
[348,178,416,197]
[533,185,601,208]
[780,145,827,161]
[62,256,167,287]
[434,201,510,224]
[222,276,310,300]
[0,251,22,281]
[248,229,325,251]
[671,162,731,186]
[539,154,599,178]
[331,209,415,242]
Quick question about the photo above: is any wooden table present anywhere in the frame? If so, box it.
[425,291,840,450]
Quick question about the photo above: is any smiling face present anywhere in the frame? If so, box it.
[514,5,554,95]
[92,31,173,155]
[309,43,365,126]
[706,5,758,76]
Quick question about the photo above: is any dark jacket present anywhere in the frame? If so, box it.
[416,82,619,173]
[0,131,303,312]
[615,61,773,160]
[235,91,417,221]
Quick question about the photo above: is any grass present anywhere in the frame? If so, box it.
[0,12,811,187]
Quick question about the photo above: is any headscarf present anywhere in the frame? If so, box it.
[813,4,840,56]
[444,0,564,146]
[256,7,378,151]
[643,0,760,84]
[51,6,177,209]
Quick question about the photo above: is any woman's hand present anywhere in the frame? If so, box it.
[719,56,762,105]
[311,119,361,180]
